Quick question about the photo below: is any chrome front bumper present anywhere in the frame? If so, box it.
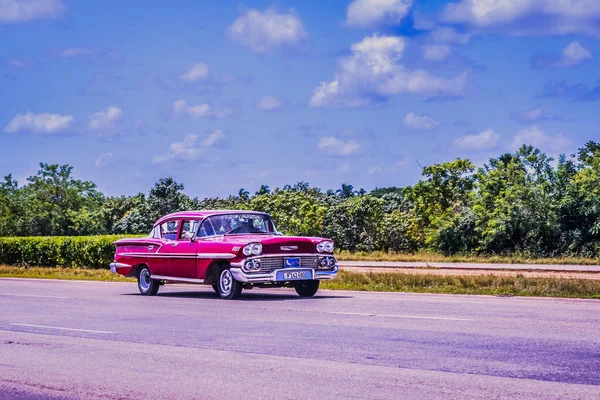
[231,266,338,283]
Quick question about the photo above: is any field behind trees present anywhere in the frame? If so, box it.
[1,141,600,260]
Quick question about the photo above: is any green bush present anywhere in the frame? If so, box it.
[0,235,141,269]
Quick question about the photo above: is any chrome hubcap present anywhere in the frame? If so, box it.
[220,270,233,295]
[139,269,151,292]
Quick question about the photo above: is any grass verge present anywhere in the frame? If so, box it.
[321,270,600,299]
[1,266,599,299]
[335,250,600,266]
[0,266,134,282]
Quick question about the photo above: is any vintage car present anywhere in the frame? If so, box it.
[110,210,338,299]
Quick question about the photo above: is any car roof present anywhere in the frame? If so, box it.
[154,210,270,226]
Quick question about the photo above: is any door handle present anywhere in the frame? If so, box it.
[148,245,154,250]
[169,242,179,247]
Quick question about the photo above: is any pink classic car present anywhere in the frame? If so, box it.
[110,210,338,299]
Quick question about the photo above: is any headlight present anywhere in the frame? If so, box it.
[243,244,253,256]
[317,241,334,253]
[251,243,262,255]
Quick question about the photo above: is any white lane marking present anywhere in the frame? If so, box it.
[10,323,114,334]
[328,311,473,321]
[0,293,70,299]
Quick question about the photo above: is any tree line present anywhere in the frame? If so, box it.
[1,141,599,257]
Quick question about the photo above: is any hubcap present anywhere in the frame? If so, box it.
[139,269,151,292]
[220,270,233,295]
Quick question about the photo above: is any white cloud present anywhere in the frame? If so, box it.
[510,126,570,151]
[513,106,563,123]
[318,136,360,156]
[442,0,600,36]
[429,26,471,44]
[422,44,451,61]
[173,100,231,119]
[256,95,284,111]
[0,0,65,23]
[346,0,412,27]
[227,8,307,53]
[89,106,123,131]
[555,41,592,67]
[47,47,91,58]
[4,111,73,134]
[201,129,225,147]
[402,112,439,130]
[310,34,469,107]
[180,63,208,83]
[153,130,225,164]
[453,129,500,150]
[95,152,114,168]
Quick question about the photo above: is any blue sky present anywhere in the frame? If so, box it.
[1,0,599,197]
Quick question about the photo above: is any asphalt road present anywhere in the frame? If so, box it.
[339,260,600,272]
[1,278,600,399]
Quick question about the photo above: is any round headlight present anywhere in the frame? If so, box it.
[317,242,326,252]
[324,241,334,253]
[319,257,329,268]
[328,257,336,267]
[251,243,262,256]
[243,244,253,256]
[252,260,261,270]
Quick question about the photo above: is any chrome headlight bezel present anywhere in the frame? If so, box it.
[317,240,334,253]
[244,243,262,256]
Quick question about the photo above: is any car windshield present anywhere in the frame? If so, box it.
[199,213,276,237]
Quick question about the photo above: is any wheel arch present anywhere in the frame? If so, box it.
[126,263,148,278]
[204,260,230,285]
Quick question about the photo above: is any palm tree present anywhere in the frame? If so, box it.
[336,183,355,199]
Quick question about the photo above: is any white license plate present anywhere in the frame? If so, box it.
[283,271,307,280]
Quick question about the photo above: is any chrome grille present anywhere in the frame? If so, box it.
[254,256,318,273]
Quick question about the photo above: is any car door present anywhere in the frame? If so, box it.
[150,218,181,277]
[168,219,200,279]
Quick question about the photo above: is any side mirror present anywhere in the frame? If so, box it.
[183,231,195,241]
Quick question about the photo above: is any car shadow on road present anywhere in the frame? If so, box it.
[122,290,351,301]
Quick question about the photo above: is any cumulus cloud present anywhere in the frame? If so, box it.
[180,63,208,83]
[173,100,231,119]
[533,41,592,68]
[402,112,439,130]
[512,106,564,123]
[318,136,360,156]
[0,0,65,23]
[227,8,307,53]
[452,129,500,150]
[4,111,73,133]
[256,95,284,111]
[441,0,600,36]
[510,126,570,151]
[153,130,225,164]
[310,34,469,107]
[346,0,412,27]
[429,26,471,44]
[539,80,600,101]
[89,106,123,131]
[422,44,451,61]
[47,47,91,58]
[95,152,114,168]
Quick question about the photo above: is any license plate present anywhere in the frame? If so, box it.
[284,257,300,268]
[276,269,313,281]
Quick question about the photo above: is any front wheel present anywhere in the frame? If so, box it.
[295,280,320,297]
[137,266,160,296]
[218,269,243,300]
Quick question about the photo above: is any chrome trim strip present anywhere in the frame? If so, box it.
[197,253,236,259]
[150,275,205,284]
[246,253,330,259]
[110,262,131,274]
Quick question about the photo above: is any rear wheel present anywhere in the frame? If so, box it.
[137,266,160,296]
[218,269,242,300]
[295,280,319,297]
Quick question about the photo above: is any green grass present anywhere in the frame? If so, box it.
[2,266,599,299]
[321,270,600,299]
[335,250,600,266]
[0,266,134,282]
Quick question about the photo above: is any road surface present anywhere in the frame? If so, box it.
[1,278,600,399]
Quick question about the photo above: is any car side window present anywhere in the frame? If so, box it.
[179,220,199,239]
[199,219,215,237]
[160,220,180,240]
